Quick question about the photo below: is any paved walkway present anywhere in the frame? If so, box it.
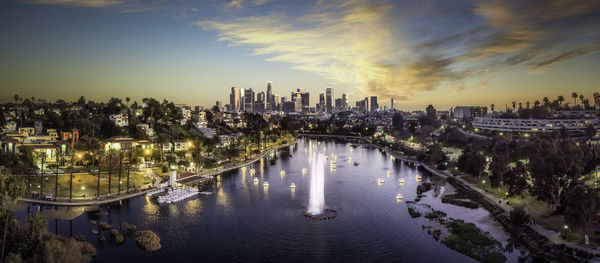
[20,189,150,206]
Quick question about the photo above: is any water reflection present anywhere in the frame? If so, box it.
[184,199,203,216]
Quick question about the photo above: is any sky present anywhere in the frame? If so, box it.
[1,0,600,111]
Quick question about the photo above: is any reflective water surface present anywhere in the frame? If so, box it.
[16,139,522,262]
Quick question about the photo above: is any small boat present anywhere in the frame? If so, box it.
[263,181,269,187]
[416,174,422,182]
[280,170,286,176]
[377,178,385,184]
[301,168,307,175]
[253,177,259,184]
[396,193,403,200]
[324,156,328,160]
[290,183,296,188]
[387,170,393,175]
[398,178,405,185]
[250,168,256,175]
[354,162,359,166]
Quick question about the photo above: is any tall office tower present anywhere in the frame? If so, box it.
[335,98,343,109]
[274,95,280,110]
[229,86,241,111]
[326,87,333,113]
[243,88,255,112]
[215,101,222,111]
[301,92,310,112]
[319,92,325,111]
[364,97,369,112]
[255,92,266,112]
[391,98,394,110]
[342,93,348,108]
[370,96,378,112]
[266,81,273,110]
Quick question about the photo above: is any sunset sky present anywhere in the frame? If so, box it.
[1,0,600,110]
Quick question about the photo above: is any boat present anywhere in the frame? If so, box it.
[354,162,359,166]
[301,168,307,175]
[416,174,422,182]
[396,193,403,200]
[253,177,259,184]
[398,178,405,185]
[280,170,286,176]
[250,168,256,175]
[263,181,269,187]
[377,178,385,184]
[290,183,296,188]
[387,170,393,175]
[157,187,199,204]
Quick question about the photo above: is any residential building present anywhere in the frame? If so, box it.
[109,114,129,127]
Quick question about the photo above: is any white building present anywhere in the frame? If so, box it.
[109,114,129,127]
[473,117,600,133]
[136,123,155,137]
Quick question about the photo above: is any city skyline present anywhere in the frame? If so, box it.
[1,0,600,110]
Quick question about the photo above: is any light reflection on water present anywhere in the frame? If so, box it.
[13,139,525,263]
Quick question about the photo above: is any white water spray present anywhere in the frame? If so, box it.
[308,152,325,215]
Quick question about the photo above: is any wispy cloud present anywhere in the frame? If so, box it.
[200,2,470,99]
[26,0,122,7]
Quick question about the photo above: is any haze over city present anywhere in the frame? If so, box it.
[2,0,600,110]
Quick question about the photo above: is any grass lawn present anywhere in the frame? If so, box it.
[26,170,155,199]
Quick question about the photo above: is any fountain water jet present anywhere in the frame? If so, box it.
[307,152,325,215]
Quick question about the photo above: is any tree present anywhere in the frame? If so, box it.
[28,213,47,242]
[511,101,516,111]
[1,173,25,260]
[392,112,404,130]
[585,124,596,138]
[572,92,578,106]
[489,155,506,188]
[457,145,486,177]
[490,104,495,112]
[502,162,528,197]
[563,185,600,232]
[557,95,565,106]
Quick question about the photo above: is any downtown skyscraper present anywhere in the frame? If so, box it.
[326,87,333,113]
[229,86,241,111]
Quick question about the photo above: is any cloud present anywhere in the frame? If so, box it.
[26,0,122,7]
[224,0,274,9]
[201,2,469,100]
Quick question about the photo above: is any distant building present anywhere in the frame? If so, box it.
[109,114,129,127]
[318,92,325,111]
[243,88,254,112]
[370,96,378,112]
[266,81,273,110]
[301,92,310,112]
[473,117,600,133]
[326,87,333,113]
[453,106,487,119]
[391,98,394,110]
[229,87,241,111]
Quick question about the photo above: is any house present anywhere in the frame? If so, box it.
[109,114,129,127]
[136,123,155,137]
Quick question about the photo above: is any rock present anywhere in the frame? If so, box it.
[121,222,137,232]
[110,229,125,244]
[135,230,161,252]
[99,222,112,230]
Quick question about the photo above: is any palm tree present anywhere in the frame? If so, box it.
[69,153,74,202]
[526,101,530,108]
[125,97,131,108]
[593,92,600,109]
[511,101,516,111]
[579,94,585,109]
[36,152,47,199]
[28,213,47,241]
[557,96,565,106]
[96,154,102,199]
[534,100,540,107]
[107,150,115,196]
[126,150,133,193]
[518,102,522,110]
[543,97,549,106]
[1,173,26,260]
[490,104,495,112]
[117,151,123,195]
[54,151,60,200]
[572,92,578,106]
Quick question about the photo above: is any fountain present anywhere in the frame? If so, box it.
[307,152,325,215]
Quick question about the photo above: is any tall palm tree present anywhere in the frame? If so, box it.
[543,97,549,106]
[107,150,114,196]
[1,173,26,260]
[96,154,101,199]
[126,150,132,193]
[37,152,46,199]
[572,92,578,106]
[534,100,540,107]
[490,104,495,112]
[69,152,74,202]
[526,101,530,108]
[557,96,565,106]
[117,151,123,195]
[593,92,600,109]
[511,101,516,111]
[518,102,522,110]
[579,94,585,109]
[54,151,60,200]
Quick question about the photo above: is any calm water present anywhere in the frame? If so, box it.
[16,139,523,262]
